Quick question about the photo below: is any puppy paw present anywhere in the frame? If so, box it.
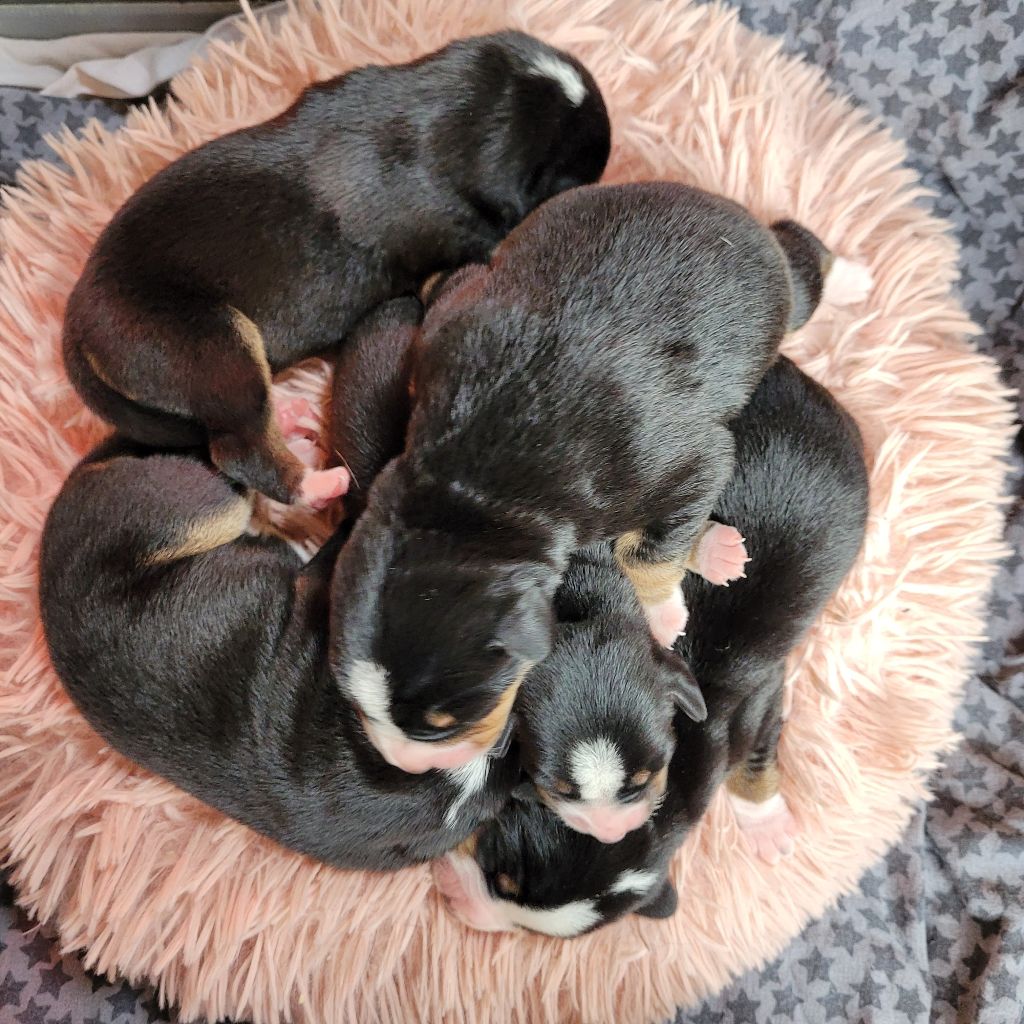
[299,466,349,510]
[643,586,689,648]
[693,523,748,585]
[275,396,319,439]
[823,256,873,307]
[730,792,799,866]
[286,436,321,470]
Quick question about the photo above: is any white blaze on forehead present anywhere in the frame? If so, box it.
[503,899,600,938]
[346,660,394,727]
[443,753,491,828]
[569,737,626,804]
[609,869,659,896]
[529,54,587,106]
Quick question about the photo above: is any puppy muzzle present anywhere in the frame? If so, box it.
[555,799,654,844]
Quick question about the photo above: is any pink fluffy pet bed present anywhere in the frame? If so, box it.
[0,1,1016,1022]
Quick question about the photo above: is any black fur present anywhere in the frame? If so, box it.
[463,356,869,934]
[39,300,517,870]
[330,182,833,749]
[62,31,610,503]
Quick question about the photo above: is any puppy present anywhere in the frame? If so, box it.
[330,182,843,774]
[39,300,518,870]
[62,31,610,507]
[433,355,870,935]
[515,525,745,844]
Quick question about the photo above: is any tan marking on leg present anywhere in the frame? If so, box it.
[144,494,253,565]
[455,833,478,858]
[82,346,138,401]
[726,760,780,804]
[228,307,272,387]
[615,532,687,606]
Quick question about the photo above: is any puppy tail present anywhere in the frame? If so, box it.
[769,219,833,332]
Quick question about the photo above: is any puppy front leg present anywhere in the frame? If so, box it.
[726,714,798,866]
[615,431,735,646]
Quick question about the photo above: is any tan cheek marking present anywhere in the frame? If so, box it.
[455,834,477,858]
[726,760,780,803]
[459,665,529,748]
[650,765,668,802]
[143,494,253,565]
[614,531,687,606]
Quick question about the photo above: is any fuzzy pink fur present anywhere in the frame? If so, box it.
[0,1,1016,1022]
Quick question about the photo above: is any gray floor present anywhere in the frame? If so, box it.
[1,2,1022,1021]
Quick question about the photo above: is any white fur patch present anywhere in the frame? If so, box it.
[443,754,491,828]
[569,737,626,804]
[609,869,659,896]
[529,54,587,106]
[503,899,601,937]
[345,660,394,727]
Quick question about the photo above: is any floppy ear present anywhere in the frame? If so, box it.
[655,647,707,723]
[495,582,554,664]
[633,877,678,919]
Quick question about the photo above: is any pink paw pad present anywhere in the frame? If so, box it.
[275,397,318,439]
[644,586,688,648]
[299,467,349,510]
[730,792,799,866]
[694,523,748,585]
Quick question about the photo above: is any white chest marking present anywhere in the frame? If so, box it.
[529,55,587,106]
[609,869,659,896]
[504,899,600,938]
[443,754,491,828]
[569,737,626,804]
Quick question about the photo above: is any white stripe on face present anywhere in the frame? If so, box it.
[529,54,587,106]
[345,659,394,727]
[569,737,626,804]
[609,869,659,896]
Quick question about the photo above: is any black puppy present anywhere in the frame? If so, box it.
[39,299,519,870]
[433,355,869,935]
[62,31,610,507]
[329,183,840,776]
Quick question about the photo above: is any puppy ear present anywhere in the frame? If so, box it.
[495,583,554,664]
[655,647,707,723]
[633,877,678,919]
[511,780,541,804]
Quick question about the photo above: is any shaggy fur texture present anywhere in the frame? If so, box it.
[0,0,1014,1022]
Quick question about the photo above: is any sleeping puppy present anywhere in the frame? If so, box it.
[62,30,610,507]
[39,299,519,871]
[515,525,745,844]
[433,355,870,935]
[330,183,844,775]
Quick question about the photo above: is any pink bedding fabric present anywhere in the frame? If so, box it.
[0,1,1014,1021]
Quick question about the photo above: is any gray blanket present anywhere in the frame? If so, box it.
[1,2,1021,1021]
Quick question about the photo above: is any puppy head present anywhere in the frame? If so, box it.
[433,800,677,937]
[436,31,610,232]
[517,624,705,844]
[332,520,554,774]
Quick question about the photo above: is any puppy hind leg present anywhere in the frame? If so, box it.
[727,715,798,865]
[203,310,347,507]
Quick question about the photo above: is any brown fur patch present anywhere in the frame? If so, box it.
[630,769,652,787]
[455,834,477,858]
[460,669,526,749]
[144,495,252,565]
[614,532,687,606]
[425,710,457,730]
[726,760,780,804]
[229,308,272,387]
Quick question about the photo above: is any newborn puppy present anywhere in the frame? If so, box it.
[330,182,845,774]
[62,30,610,507]
[516,525,744,844]
[433,355,869,935]
[39,300,518,870]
